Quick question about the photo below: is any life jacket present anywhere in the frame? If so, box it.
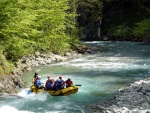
[46,81,52,90]
[35,79,41,88]
[60,79,64,83]
[55,81,64,90]
[65,80,73,87]
[65,80,73,85]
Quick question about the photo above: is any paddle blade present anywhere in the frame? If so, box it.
[75,85,82,86]
[27,90,31,94]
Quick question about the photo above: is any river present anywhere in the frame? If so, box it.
[0,41,150,113]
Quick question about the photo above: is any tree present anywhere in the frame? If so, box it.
[101,0,150,41]
[0,0,78,61]
[77,0,103,40]
[132,19,150,39]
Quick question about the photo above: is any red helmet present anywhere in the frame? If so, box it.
[47,76,50,78]
[59,76,62,79]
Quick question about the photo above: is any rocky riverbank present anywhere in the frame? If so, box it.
[90,77,150,113]
[0,46,93,94]
[13,51,80,75]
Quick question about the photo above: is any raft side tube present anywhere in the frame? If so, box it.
[30,85,78,96]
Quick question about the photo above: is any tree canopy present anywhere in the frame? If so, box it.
[76,0,150,41]
[0,0,79,74]
[101,0,150,41]
[0,0,78,62]
[0,0,150,75]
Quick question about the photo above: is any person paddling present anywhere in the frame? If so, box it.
[54,76,65,90]
[58,76,64,83]
[32,72,38,85]
[35,76,44,89]
[45,76,55,90]
[65,78,73,87]
[54,79,63,90]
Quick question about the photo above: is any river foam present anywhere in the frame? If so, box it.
[15,41,150,113]
[0,105,34,113]
[18,88,48,101]
[0,105,62,113]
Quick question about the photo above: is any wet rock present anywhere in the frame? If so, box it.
[64,52,72,56]
[91,77,150,113]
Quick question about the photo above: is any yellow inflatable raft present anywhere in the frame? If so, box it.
[30,85,78,96]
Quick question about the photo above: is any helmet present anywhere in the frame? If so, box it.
[59,76,62,79]
[38,76,41,79]
[47,76,50,78]
[68,78,71,80]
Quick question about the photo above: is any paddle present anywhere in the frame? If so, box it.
[27,90,31,94]
[75,85,82,86]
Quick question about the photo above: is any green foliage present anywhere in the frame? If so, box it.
[132,19,150,39]
[0,46,14,75]
[4,37,35,61]
[0,0,79,75]
[0,0,79,64]
[77,0,103,40]
[101,0,150,40]
[108,25,131,38]
[77,0,103,20]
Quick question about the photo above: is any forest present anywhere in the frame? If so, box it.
[0,0,150,75]
[77,0,150,41]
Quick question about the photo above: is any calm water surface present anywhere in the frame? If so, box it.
[0,41,150,113]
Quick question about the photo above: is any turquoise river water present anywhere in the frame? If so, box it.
[0,41,150,113]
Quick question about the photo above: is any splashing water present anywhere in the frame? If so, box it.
[1,41,150,113]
